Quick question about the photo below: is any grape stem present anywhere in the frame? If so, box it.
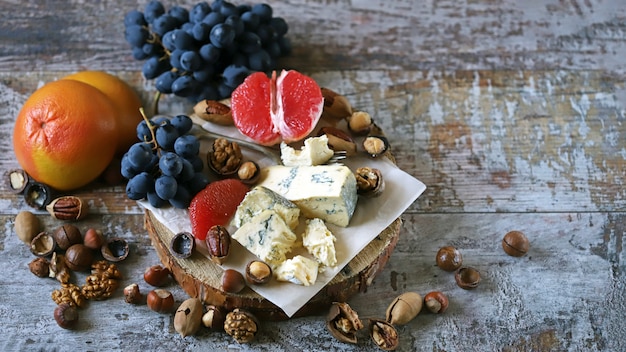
[139,107,159,153]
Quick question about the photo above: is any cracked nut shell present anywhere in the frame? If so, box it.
[174,298,204,337]
[23,181,53,209]
[30,232,56,257]
[202,305,226,330]
[362,135,389,157]
[455,267,481,290]
[29,257,50,278]
[245,260,272,285]
[5,169,30,194]
[170,231,195,259]
[326,302,363,344]
[370,319,399,351]
[101,237,129,262]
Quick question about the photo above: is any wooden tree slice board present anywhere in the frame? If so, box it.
[144,210,402,321]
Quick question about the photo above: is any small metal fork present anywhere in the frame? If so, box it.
[193,127,346,166]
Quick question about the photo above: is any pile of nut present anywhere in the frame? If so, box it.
[15,206,129,329]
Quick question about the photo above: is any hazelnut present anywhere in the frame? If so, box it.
[14,210,41,245]
[53,224,82,251]
[23,181,53,209]
[245,260,272,285]
[436,246,463,272]
[385,292,422,325]
[30,232,56,257]
[347,111,373,135]
[170,232,195,259]
[123,283,143,304]
[502,230,529,257]
[101,237,129,262]
[362,136,389,158]
[54,303,79,329]
[206,225,230,264]
[237,161,260,184]
[369,319,399,351]
[455,267,481,290]
[28,257,50,278]
[83,228,104,251]
[221,269,246,293]
[146,289,175,313]
[5,168,30,194]
[202,305,226,330]
[424,291,449,314]
[64,244,94,272]
[144,265,171,287]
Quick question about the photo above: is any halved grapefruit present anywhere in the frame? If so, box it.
[231,70,323,146]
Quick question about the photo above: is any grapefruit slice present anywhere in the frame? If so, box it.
[188,179,250,241]
[231,70,323,146]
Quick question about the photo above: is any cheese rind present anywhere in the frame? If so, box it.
[303,218,337,268]
[274,255,319,286]
[231,209,297,268]
[280,135,334,166]
[259,165,358,227]
[233,186,300,230]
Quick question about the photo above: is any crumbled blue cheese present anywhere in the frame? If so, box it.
[258,164,358,227]
[231,209,297,268]
[233,186,300,230]
[302,218,337,268]
[274,255,320,286]
[280,135,334,166]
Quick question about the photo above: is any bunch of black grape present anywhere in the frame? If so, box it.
[121,114,209,208]
[123,0,291,102]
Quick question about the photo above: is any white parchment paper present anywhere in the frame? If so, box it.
[139,120,426,317]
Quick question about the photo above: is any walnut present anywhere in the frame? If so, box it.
[52,283,86,308]
[209,138,243,175]
[224,308,259,344]
[355,167,385,198]
[81,261,122,300]
[49,252,70,284]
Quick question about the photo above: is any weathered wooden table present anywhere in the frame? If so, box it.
[1,1,625,351]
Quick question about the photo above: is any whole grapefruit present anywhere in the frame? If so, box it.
[62,71,143,155]
[13,79,119,191]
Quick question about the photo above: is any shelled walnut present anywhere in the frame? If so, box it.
[52,283,86,308]
[224,308,259,344]
[81,261,122,300]
[208,138,242,175]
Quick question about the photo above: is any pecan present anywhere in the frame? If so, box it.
[52,283,86,308]
[45,196,88,221]
[208,138,242,175]
[206,225,230,264]
[194,100,233,126]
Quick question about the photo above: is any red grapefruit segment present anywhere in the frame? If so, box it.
[231,70,323,146]
[231,72,280,146]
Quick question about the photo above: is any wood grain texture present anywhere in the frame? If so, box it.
[0,0,625,351]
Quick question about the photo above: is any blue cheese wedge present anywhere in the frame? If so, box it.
[233,186,300,230]
[274,255,320,286]
[280,135,334,166]
[231,209,297,268]
[258,164,358,227]
[302,218,337,268]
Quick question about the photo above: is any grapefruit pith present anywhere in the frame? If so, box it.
[231,70,323,146]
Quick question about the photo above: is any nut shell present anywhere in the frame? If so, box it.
[23,181,53,209]
[355,167,385,197]
[202,305,226,330]
[170,232,195,259]
[30,232,56,257]
[5,168,30,194]
[237,161,260,184]
[362,135,389,157]
[326,302,363,344]
[28,257,50,278]
[101,237,129,262]
[455,267,481,290]
[369,319,399,351]
[245,260,272,285]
